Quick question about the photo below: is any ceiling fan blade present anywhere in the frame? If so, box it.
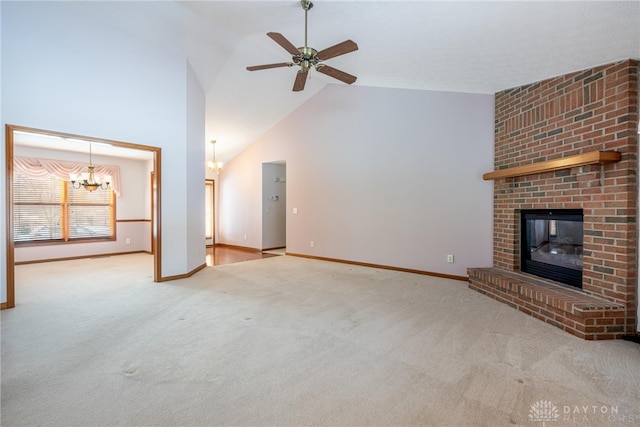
[246,62,292,71]
[267,32,300,55]
[316,65,357,85]
[316,40,358,61]
[292,69,309,92]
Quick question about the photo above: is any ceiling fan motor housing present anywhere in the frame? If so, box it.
[295,47,318,70]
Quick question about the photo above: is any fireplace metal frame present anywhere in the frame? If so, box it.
[520,209,584,288]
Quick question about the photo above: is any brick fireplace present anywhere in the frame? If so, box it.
[468,60,638,340]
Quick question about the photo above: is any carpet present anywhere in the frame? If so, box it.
[2,254,639,426]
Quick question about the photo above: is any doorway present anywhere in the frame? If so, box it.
[261,162,286,252]
[3,124,162,309]
[205,179,215,247]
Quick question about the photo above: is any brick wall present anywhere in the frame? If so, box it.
[491,59,638,334]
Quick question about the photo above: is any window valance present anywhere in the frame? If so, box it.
[14,156,122,197]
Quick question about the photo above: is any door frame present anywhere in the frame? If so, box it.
[3,124,162,309]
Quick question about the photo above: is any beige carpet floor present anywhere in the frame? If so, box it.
[2,254,639,426]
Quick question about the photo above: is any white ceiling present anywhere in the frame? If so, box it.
[13,130,155,161]
[19,1,640,162]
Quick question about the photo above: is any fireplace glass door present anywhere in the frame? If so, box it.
[521,209,583,288]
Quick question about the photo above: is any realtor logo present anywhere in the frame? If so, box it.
[529,400,560,426]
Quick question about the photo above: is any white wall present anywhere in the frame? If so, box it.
[262,163,286,249]
[12,145,152,263]
[185,64,206,271]
[0,1,5,300]
[220,85,494,277]
[1,1,205,298]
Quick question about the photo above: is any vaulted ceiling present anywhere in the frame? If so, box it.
[53,1,640,163]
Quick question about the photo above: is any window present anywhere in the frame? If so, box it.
[14,173,115,244]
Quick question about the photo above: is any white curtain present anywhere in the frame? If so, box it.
[14,156,122,197]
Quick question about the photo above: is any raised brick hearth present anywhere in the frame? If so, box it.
[468,60,638,340]
[468,269,626,339]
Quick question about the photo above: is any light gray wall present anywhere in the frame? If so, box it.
[0,0,4,293]
[262,163,287,249]
[1,1,205,299]
[219,84,494,277]
[186,64,206,271]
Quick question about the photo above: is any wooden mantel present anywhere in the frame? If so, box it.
[483,151,621,181]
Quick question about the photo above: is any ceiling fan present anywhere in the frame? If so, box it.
[246,0,358,92]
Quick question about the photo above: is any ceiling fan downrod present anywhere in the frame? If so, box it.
[301,0,312,49]
[298,0,315,71]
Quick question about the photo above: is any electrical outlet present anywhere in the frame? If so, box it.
[310,241,315,248]
[292,208,298,214]
[447,254,454,263]
[125,238,131,245]
[244,234,248,240]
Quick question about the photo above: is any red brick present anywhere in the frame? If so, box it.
[485,60,638,340]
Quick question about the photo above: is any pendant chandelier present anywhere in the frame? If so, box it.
[70,143,110,192]
[207,140,221,175]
